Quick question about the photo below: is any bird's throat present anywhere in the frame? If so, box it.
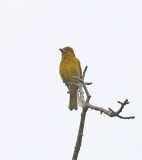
[62,53,75,59]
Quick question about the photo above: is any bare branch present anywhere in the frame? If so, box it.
[71,66,135,160]
[72,107,88,160]
[88,100,135,119]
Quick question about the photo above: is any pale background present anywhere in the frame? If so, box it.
[0,0,142,160]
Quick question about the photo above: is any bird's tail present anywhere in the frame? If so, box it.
[69,90,77,111]
[69,91,82,111]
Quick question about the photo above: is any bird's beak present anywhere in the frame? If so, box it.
[59,48,64,52]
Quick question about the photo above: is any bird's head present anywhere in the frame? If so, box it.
[59,46,75,56]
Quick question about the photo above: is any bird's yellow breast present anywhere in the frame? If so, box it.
[59,55,81,83]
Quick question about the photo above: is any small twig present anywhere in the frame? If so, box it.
[84,82,92,85]
[116,99,129,114]
[82,66,88,79]
[65,81,81,87]
[116,115,135,119]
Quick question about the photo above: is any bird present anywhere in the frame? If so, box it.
[59,46,82,111]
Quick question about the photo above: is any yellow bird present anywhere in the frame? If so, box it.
[59,46,82,111]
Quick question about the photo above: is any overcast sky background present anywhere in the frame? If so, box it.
[0,0,142,160]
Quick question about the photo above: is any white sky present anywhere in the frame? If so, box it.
[0,0,142,159]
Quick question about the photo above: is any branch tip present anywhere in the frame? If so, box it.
[82,66,88,78]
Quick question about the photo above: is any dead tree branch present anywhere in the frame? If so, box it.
[72,107,88,160]
[71,66,135,160]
